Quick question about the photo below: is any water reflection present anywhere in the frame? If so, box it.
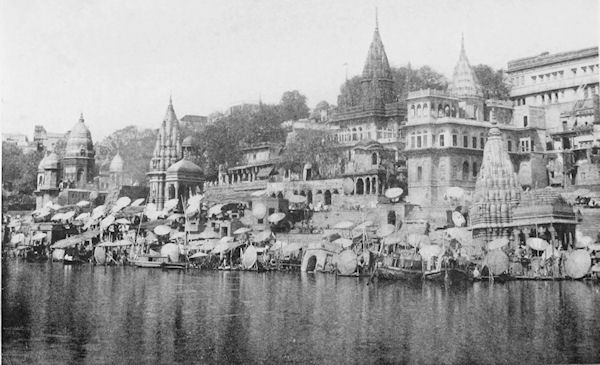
[2,262,600,364]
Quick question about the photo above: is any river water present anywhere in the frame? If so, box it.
[2,261,600,365]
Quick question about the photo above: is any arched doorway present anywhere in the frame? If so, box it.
[387,211,396,226]
[356,178,364,195]
[324,190,332,205]
[365,177,371,194]
[306,255,318,272]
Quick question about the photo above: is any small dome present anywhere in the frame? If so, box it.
[109,153,124,172]
[166,159,202,174]
[65,114,94,157]
[182,135,198,147]
[38,152,60,171]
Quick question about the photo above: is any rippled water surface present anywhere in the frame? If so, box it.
[2,261,600,364]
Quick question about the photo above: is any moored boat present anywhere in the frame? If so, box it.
[131,255,169,268]
[375,252,423,281]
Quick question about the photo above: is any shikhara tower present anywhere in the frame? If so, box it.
[148,97,183,209]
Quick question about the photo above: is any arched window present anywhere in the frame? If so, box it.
[445,105,451,117]
[277,192,284,199]
[423,104,429,116]
[417,104,422,117]
[462,161,469,180]
[365,177,371,194]
[472,162,478,177]
[77,168,84,182]
[352,128,357,141]
[371,152,378,165]
[324,190,332,205]
[410,105,415,117]
[307,191,313,204]
[356,178,364,195]
[438,104,444,117]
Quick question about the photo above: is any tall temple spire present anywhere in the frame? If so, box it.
[360,13,394,107]
[375,6,379,30]
[448,34,483,98]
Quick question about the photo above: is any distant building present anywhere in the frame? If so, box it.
[180,114,208,133]
[507,47,599,132]
[34,114,106,209]
[33,125,66,152]
[509,47,600,188]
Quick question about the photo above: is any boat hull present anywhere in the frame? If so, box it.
[131,260,164,268]
[424,268,472,284]
[376,266,423,281]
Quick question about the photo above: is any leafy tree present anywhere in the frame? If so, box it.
[311,100,331,121]
[95,126,158,184]
[279,90,310,121]
[473,64,510,100]
[199,122,241,180]
[2,143,44,195]
[339,65,448,107]
[337,76,362,108]
[244,104,286,146]
[278,129,343,179]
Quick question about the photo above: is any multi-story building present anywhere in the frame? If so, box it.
[507,47,599,132]
[33,125,66,152]
[508,47,600,188]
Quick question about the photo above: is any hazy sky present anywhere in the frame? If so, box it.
[1,0,598,140]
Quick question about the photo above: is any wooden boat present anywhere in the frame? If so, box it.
[161,262,187,270]
[131,255,169,268]
[63,255,87,265]
[423,267,471,284]
[375,252,423,281]
[473,273,514,283]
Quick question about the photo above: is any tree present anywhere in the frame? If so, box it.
[473,64,510,100]
[94,126,158,184]
[339,65,448,107]
[391,65,448,97]
[2,143,43,195]
[278,129,343,179]
[198,122,241,180]
[337,76,362,108]
[311,100,331,121]
[279,90,310,121]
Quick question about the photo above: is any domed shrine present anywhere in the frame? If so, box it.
[62,113,96,187]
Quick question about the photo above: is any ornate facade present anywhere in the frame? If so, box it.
[62,114,95,187]
[148,98,203,209]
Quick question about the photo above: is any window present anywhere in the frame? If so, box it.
[439,134,445,147]
[480,138,485,149]
[452,134,458,147]
[417,166,422,181]
[463,136,468,148]
[410,135,415,149]
[508,140,512,152]
[371,153,378,165]
[462,161,469,180]
[423,135,428,148]
[523,116,528,127]
[472,137,477,149]
[417,136,422,148]
[432,134,436,145]
[520,137,531,152]
[472,162,478,177]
